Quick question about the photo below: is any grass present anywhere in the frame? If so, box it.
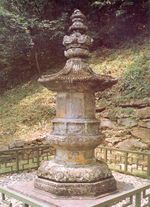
[0,81,56,147]
[90,35,149,78]
[119,55,150,99]
[90,35,150,101]
[0,34,149,147]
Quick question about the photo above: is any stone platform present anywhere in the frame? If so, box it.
[8,179,135,207]
[34,176,116,198]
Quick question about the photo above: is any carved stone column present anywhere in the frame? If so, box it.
[34,9,117,198]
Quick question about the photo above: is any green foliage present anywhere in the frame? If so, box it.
[91,34,149,101]
[0,4,32,91]
[0,0,149,93]
[0,1,67,92]
[28,14,67,72]
[108,107,135,121]
[119,55,150,99]
[90,0,149,47]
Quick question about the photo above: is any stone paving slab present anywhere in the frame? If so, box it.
[7,178,147,207]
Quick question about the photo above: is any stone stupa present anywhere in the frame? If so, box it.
[34,9,117,198]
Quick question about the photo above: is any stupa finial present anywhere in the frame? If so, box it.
[63,9,93,60]
[69,9,87,32]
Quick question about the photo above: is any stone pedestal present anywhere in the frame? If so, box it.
[34,9,117,198]
[9,176,149,207]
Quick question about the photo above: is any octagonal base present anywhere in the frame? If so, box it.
[37,160,113,183]
[34,176,117,198]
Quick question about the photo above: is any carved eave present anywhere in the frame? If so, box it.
[38,73,117,92]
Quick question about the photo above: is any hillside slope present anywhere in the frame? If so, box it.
[91,35,150,101]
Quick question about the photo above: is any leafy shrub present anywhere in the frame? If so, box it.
[0,0,149,93]
[119,56,150,99]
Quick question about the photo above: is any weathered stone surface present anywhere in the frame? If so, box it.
[100,110,110,118]
[9,140,25,149]
[105,133,133,147]
[117,118,137,128]
[136,107,150,119]
[100,118,115,129]
[138,119,150,129]
[96,107,106,113]
[8,142,16,149]
[117,98,150,108]
[131,127,150,143]
[8,137,49,150]
[47,134,104,150]
[105,137,125,145]
[34,176,116,198]
[116,138,148,150]
[0,146,8,151]
[104,128,130,138]
[37,160,112,183]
